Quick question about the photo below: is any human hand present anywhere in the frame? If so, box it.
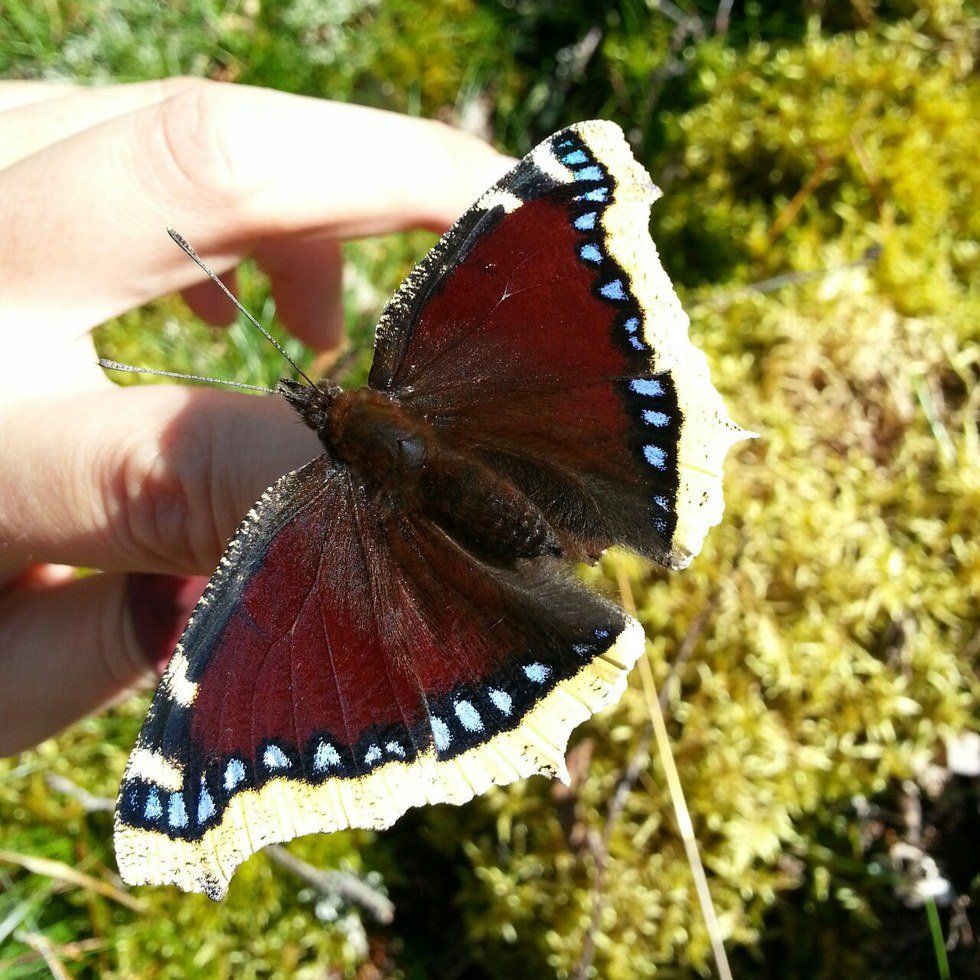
[0,78,511,755]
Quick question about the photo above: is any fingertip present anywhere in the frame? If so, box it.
[419,125,518,230]
[181,268,239,327]
[273,282,345,353]
[474,149,519,195]
[127,573,208,676]
[257,237,345,352]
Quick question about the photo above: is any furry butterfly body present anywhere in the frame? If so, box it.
[114,120,750,898]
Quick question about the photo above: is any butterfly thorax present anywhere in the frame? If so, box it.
[279,380,562,565]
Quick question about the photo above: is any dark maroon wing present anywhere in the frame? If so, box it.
[370,121,747,567]
[114,455,643,899]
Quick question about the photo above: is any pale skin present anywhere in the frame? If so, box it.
[0,78,513,756]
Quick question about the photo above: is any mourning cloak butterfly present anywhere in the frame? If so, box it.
[113,121,751,898]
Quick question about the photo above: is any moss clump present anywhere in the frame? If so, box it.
[0,2,975,976]
[448,10,979,975]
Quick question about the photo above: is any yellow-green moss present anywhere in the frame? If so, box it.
[0,2,976,976]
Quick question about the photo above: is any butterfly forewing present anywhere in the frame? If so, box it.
[372,121,748,566]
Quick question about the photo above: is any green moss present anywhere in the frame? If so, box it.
[1,1,976,976]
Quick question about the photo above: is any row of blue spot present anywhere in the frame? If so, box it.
[142,777,214,829]
[430,661,552,751]
[629,378,672,482]
[133,658,568,831]
[559,138,646,354]
[557,134,676,533]
[633,383,674,534]
[559,140,616,301]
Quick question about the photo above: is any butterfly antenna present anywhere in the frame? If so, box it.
[98,358,277,393]
[167,228,315,386]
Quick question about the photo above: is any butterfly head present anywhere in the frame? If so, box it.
[276,378,341,439]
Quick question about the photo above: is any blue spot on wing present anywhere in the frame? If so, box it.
[168,793,188,829]
[576,187,609,203]
[523,662,551,683]
[574,211,597,231]
[600,279,627,301]
[580,243,603,264]
[642,409,670,427]
[314,741,341,772]
[631,378,664,397]
[431,716,451,751]
[624,317,640,334]
[561,149,587,165]
[454,700,483,732]
[643,445,668,470]
[263,745,291,770]
[488,689,513,715]
[144,787,162,821]
[198,782,216,823]
[224,758,246,790]
[574,165,604,182]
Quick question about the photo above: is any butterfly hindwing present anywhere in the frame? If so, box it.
[370,121,749,567]
[115,456,643,898]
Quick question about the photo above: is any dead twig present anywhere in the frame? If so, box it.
[697,243,882,306]
[45,774,114,814]
[13,930,71,980]
[638,655,733,979]
[0,937,105,972]
[767,151,834,243]
[265,845,394,925]
[637,9,704,135]
[714,0,736,36]
[849,128,884,217]
[653,0,700,28]
[0,851,146,913]
[573,598,716,979]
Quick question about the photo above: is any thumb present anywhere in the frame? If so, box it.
[0,569,207,756]
[0,383,322,580]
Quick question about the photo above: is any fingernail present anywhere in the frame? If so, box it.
[126,573,208,676]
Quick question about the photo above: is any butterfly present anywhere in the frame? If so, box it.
[113,120,750,899]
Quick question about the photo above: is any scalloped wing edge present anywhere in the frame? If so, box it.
[540,120,755,564]
[113,618,645,899]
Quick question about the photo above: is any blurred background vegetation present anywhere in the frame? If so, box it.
[1,0,977,976]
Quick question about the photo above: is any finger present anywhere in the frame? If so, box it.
[0,570,193,756]
[0,80,78,114]
[180,267,239,327]
[4,330,112,402]
[0,80,515,336]
[127,572,210,675]
[0,78,197,170]
[0,385,322,581]
[255,236,344,351]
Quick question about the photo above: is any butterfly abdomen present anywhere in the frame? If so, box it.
[420,449,563,564]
